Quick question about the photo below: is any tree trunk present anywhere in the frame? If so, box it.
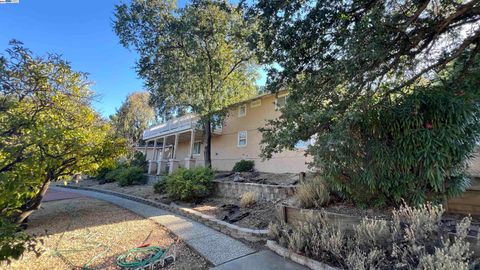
[14,180,50,225]
[203,119,212,168]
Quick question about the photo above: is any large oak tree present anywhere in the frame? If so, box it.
[114,0,258,167]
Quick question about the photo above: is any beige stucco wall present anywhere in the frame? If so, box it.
[142,94,310,173]
[193,94,310,173]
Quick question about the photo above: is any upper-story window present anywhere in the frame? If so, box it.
[276,95,287,110]
[238,104,247,117]
[251,99,261,108]
[238,131,247,147]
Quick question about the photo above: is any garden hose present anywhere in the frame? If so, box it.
[116,246,167,269]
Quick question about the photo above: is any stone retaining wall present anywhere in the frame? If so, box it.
[213,180,296,202]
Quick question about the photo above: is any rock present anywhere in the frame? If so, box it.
[215,172,234,179]
[233,172,245,182]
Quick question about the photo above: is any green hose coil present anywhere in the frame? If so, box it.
[116,246,166,269]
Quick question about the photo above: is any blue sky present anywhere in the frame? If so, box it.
[0,0,181,117]
[0,0,265,117]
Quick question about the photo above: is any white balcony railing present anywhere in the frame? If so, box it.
[142,114,223,140]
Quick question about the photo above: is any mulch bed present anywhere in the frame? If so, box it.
[181,197,277,229]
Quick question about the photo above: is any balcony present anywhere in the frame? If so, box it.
[143,114,222,140]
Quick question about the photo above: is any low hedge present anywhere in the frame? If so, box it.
[233,159,255,172]
[165,167,214,201]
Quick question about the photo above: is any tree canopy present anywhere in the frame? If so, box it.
[114,0,259,166]
[0,41,125,261]
[110,91,155,147]
[253,0,480,205]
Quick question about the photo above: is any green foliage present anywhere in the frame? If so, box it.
[0,218,40,263]
[104,167,125,183]
[165,167,214,201]
[117,166,147,187]
[95,166,116,182]
[113,0,259,167]
[153,179,167,194]
[232,159,255,172]
[110,92,154,147]
[129,151,147,171]
[254,0,480,206]
[0,41,125,261]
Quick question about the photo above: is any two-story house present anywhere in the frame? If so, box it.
[141,92,312,175]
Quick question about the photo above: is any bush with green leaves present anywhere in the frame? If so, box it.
[165,167,214,201]
[269,203,475,269]
[232,160,255,172]
[129,151,147,171]
[153,179,167,194]
[117,166,147,187]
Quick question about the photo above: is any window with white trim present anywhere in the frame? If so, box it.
[238,104,247,117]
[193,142,201,155]
[251,99,261,108]
[238,131,247,147]
[276,96,286,110]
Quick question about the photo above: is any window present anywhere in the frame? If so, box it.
[276,96,286,110]
[193,142,201,155]
[251,99,261,108]
[238,131,247,147]
[238,104,247,117]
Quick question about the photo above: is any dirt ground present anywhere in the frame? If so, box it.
[6,198,210,270]
[70,179,277,229]
[71,178,166,202]
[181,197,277,229]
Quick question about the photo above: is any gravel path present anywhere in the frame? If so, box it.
[50,186,255,266]
[7,198,210,270]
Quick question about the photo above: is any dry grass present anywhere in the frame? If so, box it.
[295,177,330,208]
[6,198,210,270]
[240,192,257,208]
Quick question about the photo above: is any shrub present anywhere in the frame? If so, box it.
[295,177,330,208]
[117,166,147,187]
[240,191,257,208]
[105,167,126,182]
[310,86,480,206]
[95,166,115,182]
[232,159,255,172]
[153,179,167,194]
[165,167,214,201]
[129,151,148,171]
[269,203,475,269]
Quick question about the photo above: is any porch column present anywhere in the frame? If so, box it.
[173,133,179,160]
[169,133,180,174]
[144,140,148,156]
[185,129,196,169]
[161,136,166,160]
[157,136,167,175]
[153,139,158,160]
[188,129,195,158]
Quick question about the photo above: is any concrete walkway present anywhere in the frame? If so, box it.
[49,187,307,270]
